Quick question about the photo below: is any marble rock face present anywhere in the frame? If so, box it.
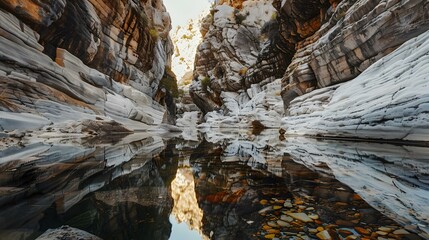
[280,0,429,108]
[190,0,289,114]
[0,0,176,132]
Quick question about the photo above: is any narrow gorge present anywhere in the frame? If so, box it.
[0,0,428,239]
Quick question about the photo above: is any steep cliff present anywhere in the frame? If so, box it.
[279,0,429,107]
[0,0,176,133]
[190,0,286,114]
[278,0,429,140]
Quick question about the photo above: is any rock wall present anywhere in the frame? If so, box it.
[280,0,429,108]
[0,0,176,132]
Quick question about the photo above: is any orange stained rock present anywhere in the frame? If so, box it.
[355,227,371,235]
[264,233,276,239]
[267,229,280,234]
[2,0,43,24]
[296,17,321,38]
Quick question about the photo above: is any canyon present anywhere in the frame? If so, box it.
[0,0,428,142]
[0,0,428,239]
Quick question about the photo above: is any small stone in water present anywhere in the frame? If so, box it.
[308,214,319,220]
[267,229,280,234]
[317,227,324,232]
[378,227,392,233]
[309,228,318,234]
[280,215,294,222]
[316,230,332,240]
[284,202,293,208]
[260,199,268,205]
[277,220,290,227]
[273,205,282,210]
[264,234,276,239]
[287,212,313,223]
[355,227,371,235]
[268,221,279,227]
[263,225,272,230]
[306,207,315,211]
[345,235,358,240]
[259,206,273,214]
[294,198,304,205]
[392,229,410,235]
[376,231,388,236]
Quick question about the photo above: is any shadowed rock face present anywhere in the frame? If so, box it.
[280,0,429,109]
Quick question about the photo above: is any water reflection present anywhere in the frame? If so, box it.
[0,131,427,239]
[170,161,208,239]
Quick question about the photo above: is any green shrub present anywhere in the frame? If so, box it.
[159,67,179,98]
[201,76,210,90]
[149,28,159,40]
[271,12,277,20]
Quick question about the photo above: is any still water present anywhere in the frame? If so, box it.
[0,131,428,239]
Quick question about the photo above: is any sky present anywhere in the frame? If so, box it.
[163,0,213,28]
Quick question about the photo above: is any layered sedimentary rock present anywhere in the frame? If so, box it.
[190,0,288,115]
[280,0,429,108]
[0,0,177,132]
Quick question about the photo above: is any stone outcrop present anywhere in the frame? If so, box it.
[0,0,177,132]
[280,0,429,108]
[190,0,288,114]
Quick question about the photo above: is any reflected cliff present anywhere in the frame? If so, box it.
[0,131,427,239]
